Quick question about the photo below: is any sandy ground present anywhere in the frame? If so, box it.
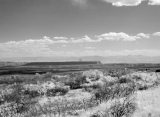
[133,85,160,117]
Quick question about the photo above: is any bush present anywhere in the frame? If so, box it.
[94,82,137,102]
[46,86,70,96]
[108,69,130,79]
[23,90,41,98]
[65,73,87,89]
[118,77,133,84]
[82,83,101,92]
[0,84,23,104]
[0,76,24,85]
[23,84,43,98]
[132,75,142,81]
[107,98,137,117]
[0,84,35,115]
[82,70,103,81]
[137,84,148,90]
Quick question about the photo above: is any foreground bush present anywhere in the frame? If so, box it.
[107,98,137,117]
[91,97,137,117]
[0,84,36,116]
[94,82,137,103]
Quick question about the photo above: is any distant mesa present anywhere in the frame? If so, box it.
[24,61,101,66]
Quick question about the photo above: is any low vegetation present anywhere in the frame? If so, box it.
[0,68,159,117]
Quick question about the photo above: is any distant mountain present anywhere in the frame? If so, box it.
[0,55,160,63]
[81,55,160,63]
[0,56,79,62]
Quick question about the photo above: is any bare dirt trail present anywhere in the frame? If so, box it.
[133,85,160,117]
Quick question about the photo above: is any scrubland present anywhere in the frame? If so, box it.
[0,69,160,117]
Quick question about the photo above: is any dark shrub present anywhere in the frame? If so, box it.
[46,87,69,97]
[138,85,148,90]
[118,77,132,84]
[107,99,137,117]
[65,73,87,89]
[23,90,41,98]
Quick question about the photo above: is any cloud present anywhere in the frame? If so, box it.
[0,36,159,57]
[96,32,140,41]
[71,0,160,7]
[153,32,160,36]
[102,0,160,6]
[137,33,150,38]
[101,0,145,6]
[0,36,68,57]
[148,0,160,5]
[0,32,158,57]
[43,36,50,39]
[54,37,68,40]
[71,35,99,43]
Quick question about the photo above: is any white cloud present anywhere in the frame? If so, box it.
[148,0,160,5]
[101,0,145,6]
[54,37,68,40]
[153,32,160,36]
[0,32,158,57]
[70,0,160,7]
[0,36,68,57]
[71,35,99,43]
[137,33,150,38]
[96,32,140,41]
[43,36,50,39]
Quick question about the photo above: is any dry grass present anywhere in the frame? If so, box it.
[0,70,160,117]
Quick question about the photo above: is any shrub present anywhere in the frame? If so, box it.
[82,70,103,81]
[137,84,148,90]
[108,69,130,79]
[23,84,42,98]
[107,98,137,117]
[65,73,87,89]
[118,77,133,84]
[82,83,101,92]
[132,75,142,81]
[46,86,70,96]
[0,84,35,115]
[23,90,41,98]
[0,76,24,85]
[94,82,137,102]
[0,84,24,104]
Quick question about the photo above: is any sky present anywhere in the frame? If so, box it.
[0,0,160,58]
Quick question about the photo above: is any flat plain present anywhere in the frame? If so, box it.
[0,62,160,117]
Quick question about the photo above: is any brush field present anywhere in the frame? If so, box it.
[0,63,160,117]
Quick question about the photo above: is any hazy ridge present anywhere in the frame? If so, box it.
[0,55,160,63]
